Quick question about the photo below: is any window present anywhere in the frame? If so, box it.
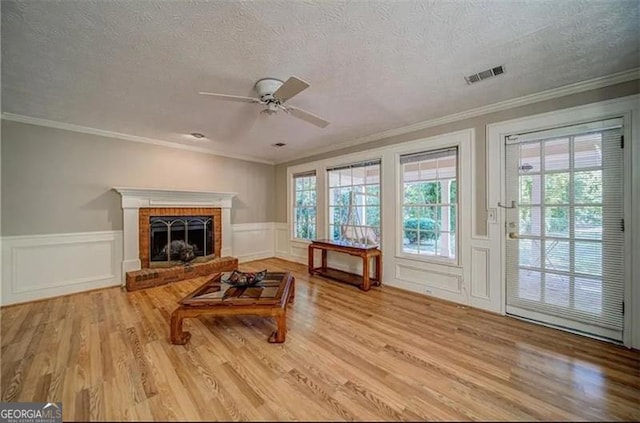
[400,147,457,260]
[293,171,317,240]
[327,160,381,245]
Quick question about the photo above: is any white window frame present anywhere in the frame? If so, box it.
[399,148,459,262]
[327,159,382,245]
[291,170,317,241]
[286,129,473,307]
[395,133,471,267]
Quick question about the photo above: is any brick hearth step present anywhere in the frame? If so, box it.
[125,256,238,291]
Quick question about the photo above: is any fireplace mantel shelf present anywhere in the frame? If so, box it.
[113,187,237,209]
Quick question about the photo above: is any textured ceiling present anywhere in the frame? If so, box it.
[2,0,639,163]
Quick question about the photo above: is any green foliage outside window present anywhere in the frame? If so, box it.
[403,218,439,242]
[294,174,316,240]
[519,170,602,236]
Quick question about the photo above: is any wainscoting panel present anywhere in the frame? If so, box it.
[1,231,123,306]
[468,236,501,312]
[274,223,290,258]
[231,223,275,263]
[471,246,490,300]
[395,262,462,294]
[289,241,310,264]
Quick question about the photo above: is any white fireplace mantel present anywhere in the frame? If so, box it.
[113,187,237,279]
[113,187,237,209]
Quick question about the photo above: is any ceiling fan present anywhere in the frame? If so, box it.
[199,76,330,128]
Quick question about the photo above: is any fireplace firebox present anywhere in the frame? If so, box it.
[150,216,213,262]
[138,207,222,269]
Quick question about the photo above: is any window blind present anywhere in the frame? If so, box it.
[326,159,381,172]
[293,170,316,178]
[400,147,457,165]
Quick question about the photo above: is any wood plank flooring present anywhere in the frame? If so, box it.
[1,258,639,421]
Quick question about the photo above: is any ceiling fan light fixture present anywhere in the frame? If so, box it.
[199,75,330,128]
[261,106,278,116]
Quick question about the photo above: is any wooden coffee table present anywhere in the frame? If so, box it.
[170,271,295,345]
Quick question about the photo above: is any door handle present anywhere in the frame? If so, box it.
[498,201,517,209]
[508,232,519,239]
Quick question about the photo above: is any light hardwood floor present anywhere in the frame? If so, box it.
[1,258,639,421]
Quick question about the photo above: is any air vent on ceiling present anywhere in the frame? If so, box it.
[272,142,287,147]
[465,65,505,84]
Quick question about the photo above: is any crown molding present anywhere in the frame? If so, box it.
[2,68,637,167]
[0,113,275,165]
[276,67,640,164]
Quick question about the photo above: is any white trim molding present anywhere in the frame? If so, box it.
[1,231,123,306]
[2,69,636,167]
[279,68,640,164]
[486,94,640,348]
[113,188,237,277]
[0,113,275,165]
[113,187,237,209]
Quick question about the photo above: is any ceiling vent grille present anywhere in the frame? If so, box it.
[465,65,505,84]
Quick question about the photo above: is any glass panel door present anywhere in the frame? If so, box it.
[505,123,625,341]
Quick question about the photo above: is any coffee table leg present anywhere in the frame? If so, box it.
[170,308,192,345]
[268,313,287,343]
[288,278,295,305]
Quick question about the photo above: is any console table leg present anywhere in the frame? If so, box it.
[308,245,314,274]
[170,308,191,345]
[269,313,287,343]
[361,255,371,291]
[375,253,382,286]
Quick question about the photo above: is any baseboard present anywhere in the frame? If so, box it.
[1,230,123,306]
[274,252,306,265]
[237,251,276,263]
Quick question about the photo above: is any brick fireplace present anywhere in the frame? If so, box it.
[114,188,238,291]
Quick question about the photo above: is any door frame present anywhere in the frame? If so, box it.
[486,94,639,348]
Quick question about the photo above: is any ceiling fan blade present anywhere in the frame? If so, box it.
[198,92,260,104]
[273,76,310,101]
[288,106,330,128]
